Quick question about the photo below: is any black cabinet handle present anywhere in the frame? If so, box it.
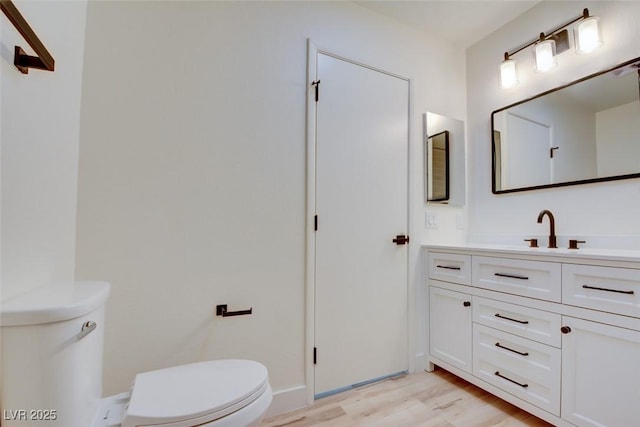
[216,304,253,317]
[495,272,529,280]
[582,285,634,295]
[495,342,529,356]
[463,301,471,307]
[495,371,528,388]
[436,265,461,271]
[561,326,571,334]
[495,313,529,324]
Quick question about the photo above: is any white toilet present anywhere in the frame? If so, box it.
[0,281,272,427]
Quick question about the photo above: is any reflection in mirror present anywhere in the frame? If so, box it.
[427,131,449,202]
[425,113,466,206]
[492,57,640,194]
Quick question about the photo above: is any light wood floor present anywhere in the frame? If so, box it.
[261,367,554,427]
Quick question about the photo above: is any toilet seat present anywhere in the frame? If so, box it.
[120,359,269,427]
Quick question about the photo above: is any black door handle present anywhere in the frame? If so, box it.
[392,235,409,245]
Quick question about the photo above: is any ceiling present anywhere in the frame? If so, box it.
[355,1,542,48]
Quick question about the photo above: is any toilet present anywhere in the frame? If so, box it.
[0,281,272,427]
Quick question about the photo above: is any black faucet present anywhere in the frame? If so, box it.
[537,209,557,248]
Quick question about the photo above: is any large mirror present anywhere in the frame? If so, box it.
[424,112,465,206]
[492,57,640,194]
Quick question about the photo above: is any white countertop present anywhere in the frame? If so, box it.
[423,243,640,263]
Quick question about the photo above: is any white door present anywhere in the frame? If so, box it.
[313,53,409,396]
[505,113,551,188]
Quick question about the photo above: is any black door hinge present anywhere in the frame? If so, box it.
[314,215,318,231]
[313,347,317,364]
[311,80,320,102]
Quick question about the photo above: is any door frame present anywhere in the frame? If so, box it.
[305,39,412,404]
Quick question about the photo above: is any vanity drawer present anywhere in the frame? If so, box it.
[472,256,561,302]
[473,296,561,347]
[427,252,471,285]
[473,324,561,416]
[563,264,640,318]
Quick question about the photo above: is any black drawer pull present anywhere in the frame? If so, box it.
[495,371,528,388]
[582,285,634,295]
[495,313,529,324]
[495,342,529,356]
[495,272,529,280]
[436,265,461,271]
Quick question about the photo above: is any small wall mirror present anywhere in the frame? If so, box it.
[426,131,449,202]
[424,112,465,206]
[492,57,640,194]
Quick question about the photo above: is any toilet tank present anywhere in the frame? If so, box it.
[1,281,110,427]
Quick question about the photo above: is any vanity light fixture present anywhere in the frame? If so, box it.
[499,8,603,88]
[534,33,557,72]
[575,9,603,54]
[500,52,519,88]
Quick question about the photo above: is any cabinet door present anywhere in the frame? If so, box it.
[562,316,640,427]
[429,285,472,373]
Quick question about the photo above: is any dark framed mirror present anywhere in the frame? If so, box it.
[424,112,465,206]
[492,56,640,194]
[426,130,450,202]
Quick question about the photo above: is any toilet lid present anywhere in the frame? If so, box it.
[122,359,268,427]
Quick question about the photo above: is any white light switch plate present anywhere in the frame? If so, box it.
[425,212,438,229]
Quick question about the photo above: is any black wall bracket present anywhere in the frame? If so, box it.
[1,0,55,74]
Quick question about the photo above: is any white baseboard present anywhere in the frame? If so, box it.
[264,356,426,419]
[265,385,308,418]
[414,352,426,372]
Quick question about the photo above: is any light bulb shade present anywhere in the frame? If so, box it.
[500,58,518,88]
[575,16,603,54]
[534,39,557,72]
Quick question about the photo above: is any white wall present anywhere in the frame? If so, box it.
[76,0,466,411]
[467,1,640,247]
[596,100,640,176]
[1,1,87,301]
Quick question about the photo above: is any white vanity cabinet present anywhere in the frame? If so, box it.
[425,245,640,427]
